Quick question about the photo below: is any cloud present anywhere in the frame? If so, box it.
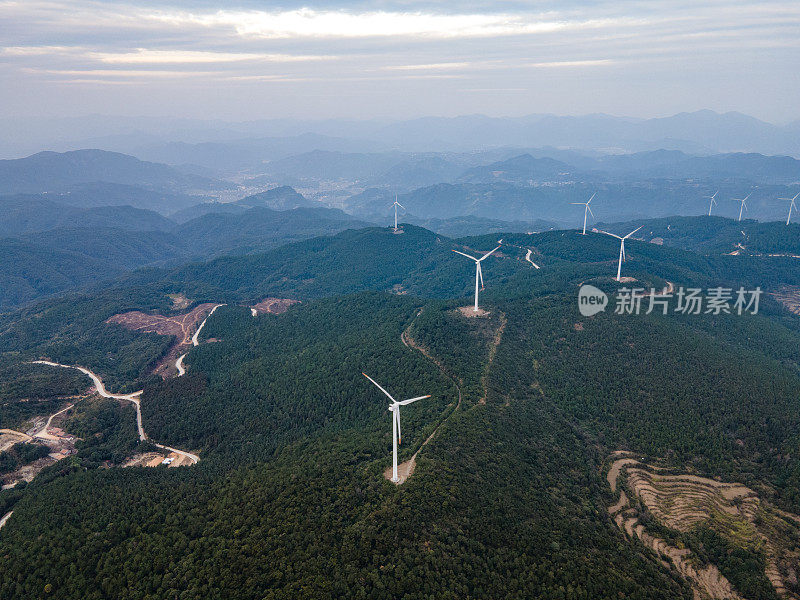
[156,8,640,40]
[90,49,338,64]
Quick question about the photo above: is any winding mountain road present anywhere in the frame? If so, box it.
[392,310,463,485]
[176,303,225,377]
[32,361,199,464]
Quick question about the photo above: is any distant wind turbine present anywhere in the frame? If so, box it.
[570,193,595,235]
[362,373,430,483]
[452,245,501,312]
[779,192,799,225]
[599,226,643,281]
[705,190,718,216]
[733,193,751,222]
[391,196,405,232]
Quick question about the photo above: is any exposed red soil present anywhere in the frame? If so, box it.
[250,298,300,315]
[106,303,218,377]
[771,286,800,315]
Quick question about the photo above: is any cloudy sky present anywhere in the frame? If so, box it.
[1,0,798,122]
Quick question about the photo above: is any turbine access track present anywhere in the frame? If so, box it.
[392,309,463,485]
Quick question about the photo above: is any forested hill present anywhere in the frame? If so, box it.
[0,205,370,310]
[597,215,800,255]
[2,211,800,597]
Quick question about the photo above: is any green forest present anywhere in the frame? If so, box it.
[0,218,799,599]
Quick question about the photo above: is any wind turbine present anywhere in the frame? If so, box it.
[598,226,643,282]
[705,190,718,216]
[362,373,430,483]
[570,193,595,235]
[779,192,799,225]
[391,196,405,232]
[734,193,751,222]
[452,245,501,312]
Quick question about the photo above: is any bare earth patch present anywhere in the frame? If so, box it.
[607,453,800,599]
[250,297,300,316]
[771,286,800,316]
[457,306,490,318]
[106,303,219,377]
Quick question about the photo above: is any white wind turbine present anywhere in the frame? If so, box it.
[705,190,718,216]
[362,373,430,483]
[779,192,799,225]
[452,245,501,312]
[391,196,405,232]
[570,193,595,235]
[734,193,751,222]
[599,226,643,282]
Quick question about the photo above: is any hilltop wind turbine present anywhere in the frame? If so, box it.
[362,373,430,483]
[570,193,595,235]
[599,226,643,282]
[734,193,751,222]
[391,196,405,232]
[705,190,718,216]
[779,192,799,225]
[452,245,501,312]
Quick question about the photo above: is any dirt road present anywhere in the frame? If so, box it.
[32,361,199,465]
[0,511,12,530]
[33,403,75,441]
[191,303,224,346]
[390,310,463,485]
[174,303,225,377]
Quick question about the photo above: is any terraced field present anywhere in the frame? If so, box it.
[607,453,800,599]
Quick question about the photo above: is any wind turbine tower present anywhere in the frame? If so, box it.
[570,193,595,235]
[362,373,430,483]
[391,197,405,232]
[452,245,501,312]
[705,191,718,216]
[599,226,643,281]
[779,192,799,225]
[734,193,751,222]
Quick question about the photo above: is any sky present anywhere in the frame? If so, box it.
[1,0,799,122]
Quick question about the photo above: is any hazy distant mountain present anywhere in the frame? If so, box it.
[133,133,387,174]
[41,182,206,215]
[0,150,228,195]
[235,186,316,211]
[171,186,316,222]
[176,206,370,256]
[0,195,175,237]
[374,111,800,156]
[458,154,582,184]
[406,214,557,237]
[3,111,798,161]
[345,180,800,225]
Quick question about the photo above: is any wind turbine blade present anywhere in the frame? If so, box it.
[397,202,405,209]
[397,395,431,406]
[623,226,643,239]
[586,205,594,218]
[598,230,623,240]
[621,240,626,262]
[478,262,484,289]
[452,249,478,261]
[362,373,396,402]
[587,192,595,204]
[478,245,501,261]
[570,202,585,205]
